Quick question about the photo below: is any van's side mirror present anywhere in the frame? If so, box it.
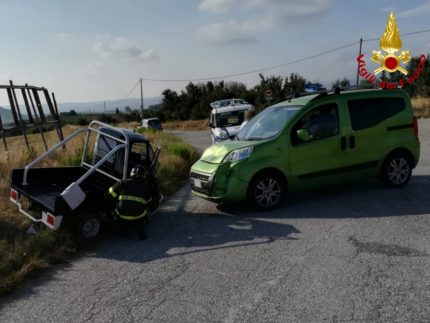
[297,129,310,142]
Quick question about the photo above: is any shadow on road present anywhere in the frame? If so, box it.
[92,200,300,264]
[91,176,430,265]
[219,175,430,219]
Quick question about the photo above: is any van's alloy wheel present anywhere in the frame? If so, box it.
[250,174,283,209]
[381,154,412,188]
[387,157,410,185]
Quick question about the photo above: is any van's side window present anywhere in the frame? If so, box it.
[348,98,405,131]
[292,103,339,145]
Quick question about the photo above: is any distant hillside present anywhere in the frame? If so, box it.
[57,97,162,114]
[0,96,163,125]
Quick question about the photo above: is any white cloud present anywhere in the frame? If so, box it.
[398,1,430,18]
[93,35,159,62]
[198,0,237,12]
[198,20,258,46]
[198,0,333,46]
[199,0,285,13]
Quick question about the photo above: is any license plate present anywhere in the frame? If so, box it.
[193,179,202,188]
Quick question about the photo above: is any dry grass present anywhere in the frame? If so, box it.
[135,128,199,195]
[0,124,197,295]
[0,126,90,294]
[412,97,430,118]
[162,119,209,131]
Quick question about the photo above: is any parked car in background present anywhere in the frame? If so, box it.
[209,99,254,143]
[191,89,420,210]
[138,118,163,131]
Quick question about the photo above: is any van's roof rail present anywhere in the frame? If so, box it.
[286,90,327,101]
[310,85,380,101]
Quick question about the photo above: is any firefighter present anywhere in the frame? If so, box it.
[108,165,153,239]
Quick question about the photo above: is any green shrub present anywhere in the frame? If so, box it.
[168,143,193,162]
[77,118,87,126]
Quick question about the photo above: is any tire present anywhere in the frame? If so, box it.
[380,153,413,188]
[78,215,102,239]
[248,172,285,210]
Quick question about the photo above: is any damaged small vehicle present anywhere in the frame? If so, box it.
[10,121,161,238]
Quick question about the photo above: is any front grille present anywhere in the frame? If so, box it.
[190,172,210,181]
[190,172,212,195]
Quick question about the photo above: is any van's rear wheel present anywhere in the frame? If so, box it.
[78,215,101,239]
[380,153,412,188]
[248,172,285,210]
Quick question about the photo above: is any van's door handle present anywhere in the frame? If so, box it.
[341,136,347,150]
[349,135,356,149]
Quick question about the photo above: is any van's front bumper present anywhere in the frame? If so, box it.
[190,160,248,202]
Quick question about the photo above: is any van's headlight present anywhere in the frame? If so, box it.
[224,147,253,162]
[216,130,229,141]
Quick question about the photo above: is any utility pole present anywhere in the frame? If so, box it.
[104,101,106,114]
[140,78,144,118]
[356,38,363,87]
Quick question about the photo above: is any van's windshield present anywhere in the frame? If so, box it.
[237,105,301,141]
[148,119,160,126]
[215,110,246,127]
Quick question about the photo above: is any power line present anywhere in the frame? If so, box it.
[111,80,140,106]
[134,27,430,83]
[140,41,360,83]
[363,28,430,42]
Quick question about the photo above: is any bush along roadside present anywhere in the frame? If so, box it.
[0,127,198,295]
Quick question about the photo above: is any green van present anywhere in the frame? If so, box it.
[190,89,420,209]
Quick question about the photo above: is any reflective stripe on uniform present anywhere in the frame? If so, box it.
[118,195,152,205]
[109,187,118,198]
[115,208,147,220]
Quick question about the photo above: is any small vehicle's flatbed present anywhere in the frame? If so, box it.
[11,167,87,213]
[11,166,115,215]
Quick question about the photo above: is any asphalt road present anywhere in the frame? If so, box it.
[1,122,430,322]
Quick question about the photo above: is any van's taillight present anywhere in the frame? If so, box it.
[10,189,18,202]
[47,213,55,226]
[413,116,419,138]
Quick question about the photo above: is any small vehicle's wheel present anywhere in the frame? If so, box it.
[78,215,101,239]
[380,153,412,188]
[248,172,285,210]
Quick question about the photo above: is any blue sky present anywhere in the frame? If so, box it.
[0,0,429,105]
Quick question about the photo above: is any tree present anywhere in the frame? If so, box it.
[405,55,430,97]
[284,73,306,95]
[115,107,120,115]
[125,106,131,112]
[69,109,78,116]
[158,72,311,120]
[380,70,388,82]
[332,77,350,89]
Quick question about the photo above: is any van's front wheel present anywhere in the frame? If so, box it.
[380,153,412,188]
[248,172,285,210]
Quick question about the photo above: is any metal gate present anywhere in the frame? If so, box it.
[0,81,64,151]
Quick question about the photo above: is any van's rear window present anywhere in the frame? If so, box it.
[347,97,406,131]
